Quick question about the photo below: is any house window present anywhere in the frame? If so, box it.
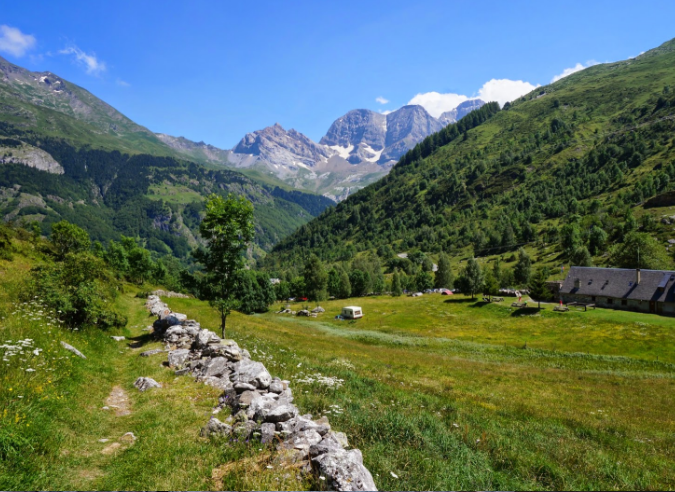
[621,299,627,306]
[607,298,613,305]
[592,296,596,302]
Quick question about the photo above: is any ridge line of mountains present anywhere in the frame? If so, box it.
[158,100,485,201]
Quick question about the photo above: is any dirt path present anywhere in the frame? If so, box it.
[105,385,131,416]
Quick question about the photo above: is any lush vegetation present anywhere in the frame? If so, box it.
[264,39,675,279]
[0,124,333,260]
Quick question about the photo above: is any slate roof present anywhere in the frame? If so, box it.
[561,267,675,304]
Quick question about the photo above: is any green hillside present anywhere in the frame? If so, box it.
[264,38,675,275]
[0,122,334,258]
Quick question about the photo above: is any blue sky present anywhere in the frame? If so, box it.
[2,0,675,148]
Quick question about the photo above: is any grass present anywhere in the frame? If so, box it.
[0,255,310,491]
[1,245,674,489]
[166,294,675,491]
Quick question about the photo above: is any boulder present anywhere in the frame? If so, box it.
[60,341,86,359]
[291,429,323,454]
[134,377,161,392]
[234,382,257,393]
[261,422,276,444]
[140,348,164,357]
[231,359,272,389]
[297,310,311,317]
[310,431,348,458]
[250,394,281,421]
[265,404,298,423]
[167,349,190,367]
[311,306,325,313]
[232,421,257,440]
[269,381,284,394]
[202,357,229,378]
[312,448,377,491]
[194,329,221,349]
[238,390,262,408]
[203,376,233,391]
[200,417,232,437]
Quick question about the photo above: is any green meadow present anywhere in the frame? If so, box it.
[1,252,674,491]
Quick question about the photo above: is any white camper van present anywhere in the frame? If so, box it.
[341,306,363,319]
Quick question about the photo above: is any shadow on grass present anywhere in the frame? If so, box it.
[127,332,154,348]
[469,301,492,308]
[511,307,543,317]
[443,298,477,304]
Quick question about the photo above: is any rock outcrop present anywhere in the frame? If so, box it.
[144,295,376,491]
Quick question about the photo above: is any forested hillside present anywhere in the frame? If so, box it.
[0,121,334,259]
[265,38,675,276]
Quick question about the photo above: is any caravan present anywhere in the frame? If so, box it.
[341,306,363,319]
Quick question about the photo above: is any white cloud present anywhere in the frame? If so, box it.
[375,96,389,105]
[58,45,106,75]
[407,91,468,118]
[551,61,599,83]
[116,78,130,87]
[477,79,538,107]
[0,25,36,57]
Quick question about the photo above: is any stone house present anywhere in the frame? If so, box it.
[560,266,675,316]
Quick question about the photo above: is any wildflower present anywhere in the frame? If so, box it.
[391,472,399,479]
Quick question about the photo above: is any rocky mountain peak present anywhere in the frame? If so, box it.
[439,99,486,125]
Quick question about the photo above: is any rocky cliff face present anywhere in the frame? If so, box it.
[233,123,334,170]
[155,133,231,166]
[321,105,443,165]
[439,99,485,125]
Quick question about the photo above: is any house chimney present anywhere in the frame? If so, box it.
[636,269,641,285]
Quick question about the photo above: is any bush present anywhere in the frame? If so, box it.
[25,252,126,330]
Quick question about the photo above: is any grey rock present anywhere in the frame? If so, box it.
[269,381,284,394]
[165,325,186,338]
[167,348,190,367]
[234,382,257,392]
[261,422,277,444]
[140,348,164,357]
[174,367,190,376]
[60,341,86,359]
[238,390,262,408]
[232,421,257,440]
[312,448,377,491]
[231,359,271,389]
[194,329,220,349]
[265,404,298,423]
[202,376,233,391]
[291,429,322,453]
[134,377,161,392]
[202,357,229,378]
[110,336,126,341]
[311,306,325,313]
[310,431,349,458]
[200,417,232,437]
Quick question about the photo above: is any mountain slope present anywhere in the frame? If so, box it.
[264,38,675,271]
[0,55,173,156]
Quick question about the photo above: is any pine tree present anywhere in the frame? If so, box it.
[391,272,403,297]
[434,253,453,288]
[303,254,328,302]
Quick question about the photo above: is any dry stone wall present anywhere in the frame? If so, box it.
[144,295,377,492]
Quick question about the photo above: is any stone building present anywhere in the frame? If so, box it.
[560,266,675,316]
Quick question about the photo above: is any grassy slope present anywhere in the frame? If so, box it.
[267,38,675,269]
[0,245,311,491]
[166,295,675,491]
[1,234,673,490]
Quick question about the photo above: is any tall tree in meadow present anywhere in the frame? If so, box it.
[434,253,454,289]
[455,258,484,300]
[391,272,403,297]
[338,271,352,299]
[513,248,532,286]
[304,254,328,302]
[194,194,254,338]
